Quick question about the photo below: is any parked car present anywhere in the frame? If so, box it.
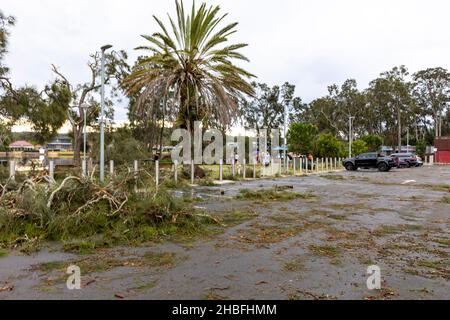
[416,156,424,167]
[343,152,396,172]
[390,153,420,168]
[392,156,409,168]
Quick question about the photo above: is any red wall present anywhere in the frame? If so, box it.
[435,138,450,151]
[436,151,450,163]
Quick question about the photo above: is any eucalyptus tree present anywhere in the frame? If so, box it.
[51,51,129,164]
[368,66,414,149]
[0,10,15,96]
[123,0,255,133]
[413,67,450,138]
[0,10,15,80]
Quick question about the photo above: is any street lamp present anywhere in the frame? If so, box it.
[99,44,113,183]
[283,99,290,171]
[81,103,89,176]
[349,116,355,158]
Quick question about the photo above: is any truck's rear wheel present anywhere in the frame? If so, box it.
[345,163,356,171]
[378,162,389,172]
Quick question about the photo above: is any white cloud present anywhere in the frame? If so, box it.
[3,0,450,121]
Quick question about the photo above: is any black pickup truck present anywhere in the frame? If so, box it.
[343,153,396,172]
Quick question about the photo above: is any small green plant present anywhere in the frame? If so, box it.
[236,188,315,201]
[0,249,8,257]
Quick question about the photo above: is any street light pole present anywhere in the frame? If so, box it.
[82,103,88,176]
[349,116,355,158]
[283,99,290,171]
[406,128,409,153]
[99,44,113,183]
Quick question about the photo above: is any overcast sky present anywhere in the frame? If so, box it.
[3,0,450,122]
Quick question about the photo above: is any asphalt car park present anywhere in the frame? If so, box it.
[1,165,448,300]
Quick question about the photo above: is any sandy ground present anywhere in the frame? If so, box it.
[0,165,449,300]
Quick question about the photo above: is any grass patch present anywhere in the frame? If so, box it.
[283,256,305,272]
[37,252,180,276]
[134,282,155,292]
[434,238,450,247]
[236,188,315,202]
[0,249,8,257]
[442,196,450,204]
[141,252,177,268]
[320,175,345,181]
[241,223,305,244]
[373,224,423,236]
[38,261,67,273]
[421,184,450,192]
[221,209,259,226]
[327,214,348,221]
[308,245,341,258]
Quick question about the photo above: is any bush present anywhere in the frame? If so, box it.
[361,135,383,152]
[352,140,369,156]
[314,134,343,158]
[288,123,319,154]
[416,140,426,158]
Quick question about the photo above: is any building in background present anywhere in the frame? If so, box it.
[47,135,73,152]
[9,140,35,152]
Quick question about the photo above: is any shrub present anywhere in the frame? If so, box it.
[352,140,369,156]
[361,135,383,152]
[314,134,343,158]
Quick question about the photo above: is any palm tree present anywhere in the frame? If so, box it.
[123,0,255,132]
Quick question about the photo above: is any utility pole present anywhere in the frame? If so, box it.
[406,128,409,153]
[82,103,89,176]
[283,99,290,170]
[99,44,113,183]
[349,116,355,158]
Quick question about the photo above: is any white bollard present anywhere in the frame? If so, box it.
[232,159,236,178]
[82,159,87,178]
[316,159,319,173]
[134,160,139,178]
[9,160,15,182]
[305,158,309,174]
[326,158,329,172]
[321,158,324,173]
[219,159,223,181]
[49,160,55,184]
[109,160,114,178]
[243,159,247,179]
[191,160,195,185]
[174,160,178,184]
[429,155,434,166]
[300,158,303,175]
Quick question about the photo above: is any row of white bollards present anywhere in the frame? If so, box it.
[9,154,437,188]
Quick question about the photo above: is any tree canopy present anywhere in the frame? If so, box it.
[123,0,255,132]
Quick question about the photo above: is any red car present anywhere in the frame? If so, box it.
[391,153,421,168]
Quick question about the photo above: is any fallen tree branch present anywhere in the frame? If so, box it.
[47,176,83,208]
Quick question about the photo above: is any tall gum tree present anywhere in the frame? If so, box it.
[413,67,450,138]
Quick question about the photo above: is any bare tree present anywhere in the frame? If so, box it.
[51,51,129,165]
